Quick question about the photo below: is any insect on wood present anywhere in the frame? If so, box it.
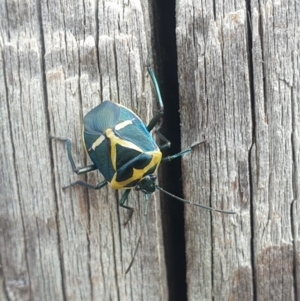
[51,55,235,273]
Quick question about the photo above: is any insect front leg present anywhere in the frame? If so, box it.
[119,190,134,225]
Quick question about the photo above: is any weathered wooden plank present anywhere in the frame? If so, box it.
[176,2,252,301]
[251,1,297,300]
[1,0,168,300]
[44,0,168,300]
[0,1,64,300]
[2,0,298,299]
[177,0,299,300]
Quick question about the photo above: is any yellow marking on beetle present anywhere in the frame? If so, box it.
[105,128,145,171]
[110,150,162,189]
[115,120,133,131]
[88,135,106,151]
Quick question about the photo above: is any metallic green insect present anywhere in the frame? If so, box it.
[51,56,235,273]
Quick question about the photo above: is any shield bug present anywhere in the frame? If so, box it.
[51,55,235,273]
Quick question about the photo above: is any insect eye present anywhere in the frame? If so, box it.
[150,174,157,181]
[135,185,141,191]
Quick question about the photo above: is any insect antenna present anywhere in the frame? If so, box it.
[125,194,150,274]
[156,185,235,215]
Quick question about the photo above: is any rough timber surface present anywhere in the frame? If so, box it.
[1,0,299,300]
[0,0,167,300]
[176,0,299,300]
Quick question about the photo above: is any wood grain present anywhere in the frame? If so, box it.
[1,1,167,300]
[0,0,299,300]
[176,0,299,300]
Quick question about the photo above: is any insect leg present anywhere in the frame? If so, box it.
[50,136,97,174]
[51,136,106,190]
[119,190,134,225]
[145,56,172,150]
[125,194,150,274]
[62,180,108,190]
[146,54,164,132]
[161,139,207,163]
[146,52,164,116]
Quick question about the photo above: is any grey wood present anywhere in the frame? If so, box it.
[251,1,297,300]
[176,0,299,300]
[1,0,299,300]
[0,0,167,300]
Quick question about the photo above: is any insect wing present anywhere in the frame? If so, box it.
[83,101,159,185]
[84,101,122,135]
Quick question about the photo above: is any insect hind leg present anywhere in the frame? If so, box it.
[50,136,97,174]
[51,135,106,190]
